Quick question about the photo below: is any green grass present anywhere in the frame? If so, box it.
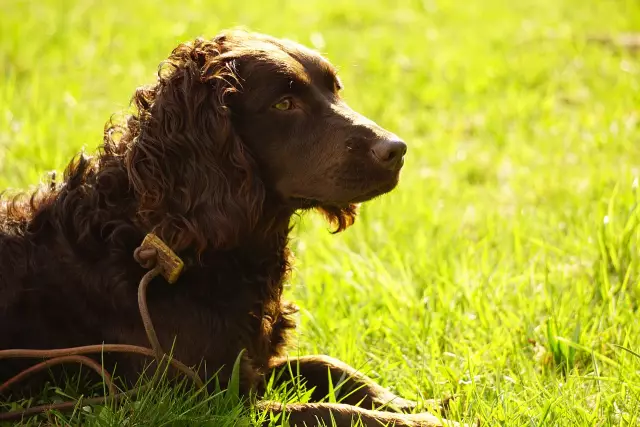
[2,0,640,425]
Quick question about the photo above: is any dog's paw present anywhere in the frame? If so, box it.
[420,395,457,416]
[385,396,419,412]
[403,411,463,427]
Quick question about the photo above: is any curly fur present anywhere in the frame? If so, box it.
[0,30,411,422]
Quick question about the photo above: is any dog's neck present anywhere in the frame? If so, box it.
[178,202,295,266]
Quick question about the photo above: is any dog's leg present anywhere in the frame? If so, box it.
[257,401,456,427]
[267,355,442,413]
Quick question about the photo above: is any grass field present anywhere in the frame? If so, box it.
[2,0,640,425]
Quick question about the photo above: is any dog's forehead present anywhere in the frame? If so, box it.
[270,38,339,81]
[232,34,339,87]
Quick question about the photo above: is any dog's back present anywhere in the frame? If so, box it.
[0,201,46,389]
[1,198,34,333]
[0,183,138,390]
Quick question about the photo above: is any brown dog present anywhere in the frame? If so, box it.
[0,30,455,426]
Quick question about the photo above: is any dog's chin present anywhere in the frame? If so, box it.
[349,173,401,203]
[290,176,400,210]
[350,180,399,203]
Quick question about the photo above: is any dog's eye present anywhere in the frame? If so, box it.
[273,98,294,111]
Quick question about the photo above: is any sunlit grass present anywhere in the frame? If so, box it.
[1,0,640,425]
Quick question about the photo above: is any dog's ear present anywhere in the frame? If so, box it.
[316,204,358,233]
[122,38,265,254]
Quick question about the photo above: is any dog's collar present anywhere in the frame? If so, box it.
[135,233,184,284]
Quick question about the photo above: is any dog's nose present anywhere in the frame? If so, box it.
[370,139,407,170]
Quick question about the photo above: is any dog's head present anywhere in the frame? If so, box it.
[111,30,406,253]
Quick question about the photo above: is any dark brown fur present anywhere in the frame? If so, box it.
[0,30,453,426]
